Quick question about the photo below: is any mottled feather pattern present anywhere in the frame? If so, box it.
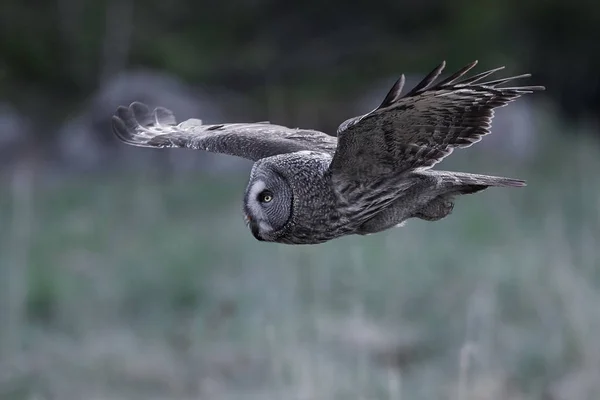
[252,152,353,244]
[323,61,544,227]
[112,102,337,162]
[331,60,545,184]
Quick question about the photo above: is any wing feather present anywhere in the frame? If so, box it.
[403,61,447,96]
[331,61,545,181]
[378,75,406,109]
[435,60,479,86]
[112,102,337,161]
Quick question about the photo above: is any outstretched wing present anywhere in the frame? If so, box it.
[329,60,545,180]
[112,102,337,161]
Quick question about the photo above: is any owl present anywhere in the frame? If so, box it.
[111,61,544,245]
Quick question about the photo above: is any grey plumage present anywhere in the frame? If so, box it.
[111,60,545,245]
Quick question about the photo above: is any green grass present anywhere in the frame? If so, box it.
[1,131,599,399]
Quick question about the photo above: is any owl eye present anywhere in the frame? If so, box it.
[258,190,273,203]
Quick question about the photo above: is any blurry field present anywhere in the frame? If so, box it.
[1,127,600,400]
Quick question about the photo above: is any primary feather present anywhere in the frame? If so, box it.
[112,102,337,161]
[330,60,545,182]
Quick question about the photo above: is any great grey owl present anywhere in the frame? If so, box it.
[111,61,544,245]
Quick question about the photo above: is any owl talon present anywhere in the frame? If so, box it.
[415,197,454,221]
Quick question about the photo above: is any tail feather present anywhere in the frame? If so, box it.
[441,171,526,195]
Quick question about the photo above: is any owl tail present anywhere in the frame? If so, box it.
[442,171,526,195]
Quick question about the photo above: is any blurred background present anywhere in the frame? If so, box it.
[1,1,600,399]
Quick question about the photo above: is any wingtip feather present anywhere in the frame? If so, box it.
[378,74,406,109]
[154,106,177,125]
[111,114,133,143]
[437,60,479,86]
[114,104,140,142]
[111,101,177,147]
[130,102,153,127]
[404,61,447,96]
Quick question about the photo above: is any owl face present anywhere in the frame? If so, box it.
[243,165,293,242]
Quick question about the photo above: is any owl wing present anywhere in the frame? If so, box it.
[329,60,545,181]
[111,102,337,161]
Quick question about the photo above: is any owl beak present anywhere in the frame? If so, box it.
[250,222,263,241]
[248,220,264,241]
[243,213,263,241]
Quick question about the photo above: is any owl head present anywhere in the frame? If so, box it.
[243,159,294,242]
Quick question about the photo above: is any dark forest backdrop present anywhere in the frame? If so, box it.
[2,0,599,117]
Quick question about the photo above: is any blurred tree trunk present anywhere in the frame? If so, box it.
[0,148,36,360]
[99,0,134,86]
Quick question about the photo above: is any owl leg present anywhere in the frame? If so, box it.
[414,196,454,221]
